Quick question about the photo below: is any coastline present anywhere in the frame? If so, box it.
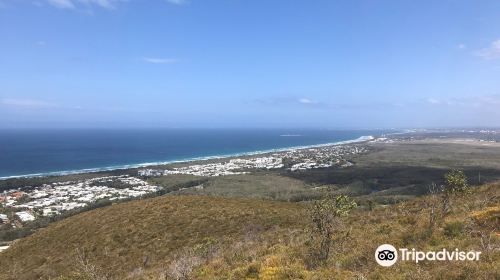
[0,135,375,180]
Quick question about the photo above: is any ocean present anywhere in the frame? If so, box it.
[0,129,392,179]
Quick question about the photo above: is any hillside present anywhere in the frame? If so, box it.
[0,183,499,280]
[0,195,306,280]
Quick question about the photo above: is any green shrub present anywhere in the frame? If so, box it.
[443,221,464,238]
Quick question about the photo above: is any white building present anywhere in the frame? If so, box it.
[0,214,8,223]
[15,211,35,222]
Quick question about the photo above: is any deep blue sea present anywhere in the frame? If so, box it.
[0,129,392,178]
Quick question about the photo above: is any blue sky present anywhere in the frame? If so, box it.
[1,0,500,128]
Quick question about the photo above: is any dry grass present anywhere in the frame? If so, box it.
[0,182,498,280]
[0,195,306,280]
[183,182,499,280]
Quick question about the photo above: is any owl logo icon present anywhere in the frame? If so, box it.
[375,244,398,267]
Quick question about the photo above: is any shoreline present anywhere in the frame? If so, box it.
[0,135,375,180]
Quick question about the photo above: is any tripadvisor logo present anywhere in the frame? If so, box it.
[375,244,482,267]
[375,244,398,267]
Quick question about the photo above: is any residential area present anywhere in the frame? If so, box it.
[0,175,160,226]
[138,144,368,177]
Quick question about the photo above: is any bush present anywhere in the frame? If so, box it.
[444,170,470,194]
[444,221,464,238]
[308,194,356,266]
[441,170,471,216]
[168,249,202,280]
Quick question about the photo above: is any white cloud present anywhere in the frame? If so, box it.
[0,98,58,108]
[476,39,500,60]
[143,57,178,64]
[426,98,441,104]
[0,98,160,113]
[166,0,188,5]
[298,98,315,104]
[47,0,75,9]
[90,0,123,9]
[476,94,500,105]
[426,95,500,107]
[46,0,120,10]
[297,97,328,108]
[45,0,187,9]
[457,43,466,49]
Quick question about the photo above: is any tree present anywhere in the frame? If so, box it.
[309,194,357,266]
[444,169,470,194]
[426,170,471,234]
[441,170,470,216]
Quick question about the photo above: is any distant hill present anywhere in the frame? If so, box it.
[0,183,498,280]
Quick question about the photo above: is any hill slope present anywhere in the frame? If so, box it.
[0,195,306,280]
[0,184,498,280]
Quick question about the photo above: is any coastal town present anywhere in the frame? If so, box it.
[138,144,368,176]
[138,156,284,177]
[0,175,160,226]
